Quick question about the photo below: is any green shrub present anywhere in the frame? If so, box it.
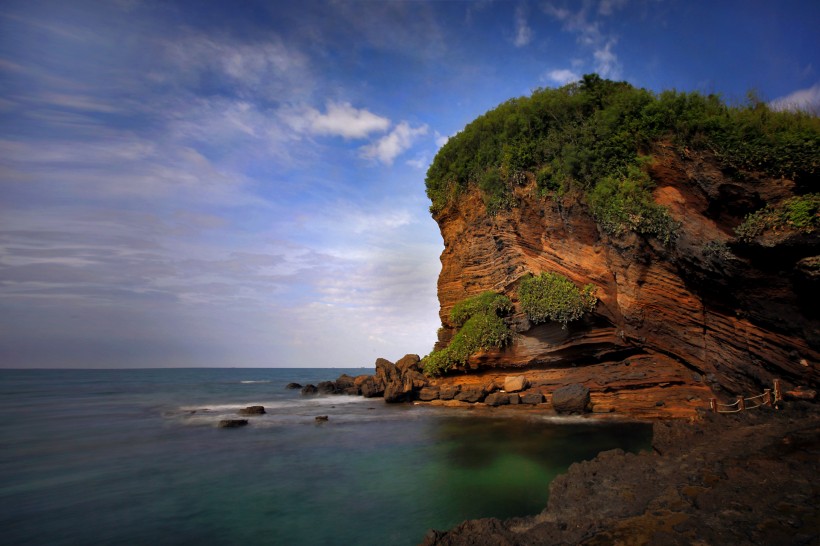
[450,291,513,327]
[425,74,819,240]
[735,194,820,241]
[587,164,679,245]
[423,292,513,376]
[518,272,598,326]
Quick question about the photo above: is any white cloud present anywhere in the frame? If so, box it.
[598,0,628,16]
[545,68,580,85]
[769,83,820,113]
[434,131,450,148]
[305,102,390,139]
[594,39,621,79]
[543,2,623,79]
[360,122,429,165]
[165,36,314,100]
[513,5,533,47]
[406,155,428,169]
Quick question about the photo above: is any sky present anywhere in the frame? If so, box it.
[1,0,818,369]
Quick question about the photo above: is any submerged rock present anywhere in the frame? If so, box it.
[238,405,265,415]
[315,415,328,422]
[285,382,302,389]
[217,419,248,428]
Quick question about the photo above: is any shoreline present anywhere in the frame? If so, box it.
[420,401,820,546]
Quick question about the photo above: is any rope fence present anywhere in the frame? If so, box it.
[709,379,782,414]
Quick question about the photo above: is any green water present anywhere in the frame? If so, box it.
[0,369,651,545]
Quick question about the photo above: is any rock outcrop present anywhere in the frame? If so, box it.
[421,404,820,546]
[431,144,819,412]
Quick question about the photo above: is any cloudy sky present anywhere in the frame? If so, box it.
[1,0,818,368]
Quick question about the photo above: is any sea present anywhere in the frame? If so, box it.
[0,368,651,546]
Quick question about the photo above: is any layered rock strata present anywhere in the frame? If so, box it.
[432,144,819,404]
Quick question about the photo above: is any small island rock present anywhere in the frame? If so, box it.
[218,419,248,428]
[238,405,265,415]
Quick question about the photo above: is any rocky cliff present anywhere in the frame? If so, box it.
[430,141,819,411]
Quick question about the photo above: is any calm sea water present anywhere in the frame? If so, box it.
[0,368,650,545]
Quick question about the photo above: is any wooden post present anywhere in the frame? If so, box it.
[773,379,782,403]
[738,395,745,411]
[710,398,717,413]
[764,389,772,406]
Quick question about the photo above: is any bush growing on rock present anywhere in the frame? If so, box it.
[423,292,513,376]
[519,272,598,327]
[735,193,820,242]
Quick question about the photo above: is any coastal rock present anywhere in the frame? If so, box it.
[508,393,520,405]
[439,385,460,400]
[396,354,422,374]
[504,375,528,393]
[238,405,265,415]
[217,419,248,428]
[314,415,328,422]
[418,386,440,401]
[317,381,337,394]
[455,386,486,403]
[334,374,356,390]
[285,382,302,389]
[484,392,510,406]
[384,381,410,403]
[520,392,544,405]
[300,384,318,395]
[552,384,590,414]
[359,377,383,398]
[375,358,401,388]
[422,409,820,546]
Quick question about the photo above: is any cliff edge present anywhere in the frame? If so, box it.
[424,76,819,417]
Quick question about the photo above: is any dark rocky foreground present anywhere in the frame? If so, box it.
[421,402,819,546]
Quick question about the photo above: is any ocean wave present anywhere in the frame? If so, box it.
[176,394,374,414]
[239,380,271,384]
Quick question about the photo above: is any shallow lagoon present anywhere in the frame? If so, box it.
[0,368,650,545]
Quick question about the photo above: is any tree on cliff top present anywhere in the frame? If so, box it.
[425,75,820,242]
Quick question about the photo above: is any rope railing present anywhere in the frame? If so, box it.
[709,380,781,414]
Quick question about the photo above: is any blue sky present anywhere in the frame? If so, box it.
[1,0,818,368]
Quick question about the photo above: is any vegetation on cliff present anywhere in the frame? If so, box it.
[735,193,820,241]
[426,74,819,242]
[518,272,598,327]
[423,292,513,376]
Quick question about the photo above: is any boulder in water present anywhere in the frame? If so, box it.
[238,405,265,415]
[301,384,318,395]
[285,382,302,389]
[218,419,248,428]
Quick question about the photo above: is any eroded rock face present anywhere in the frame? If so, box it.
[432,144,819,398]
